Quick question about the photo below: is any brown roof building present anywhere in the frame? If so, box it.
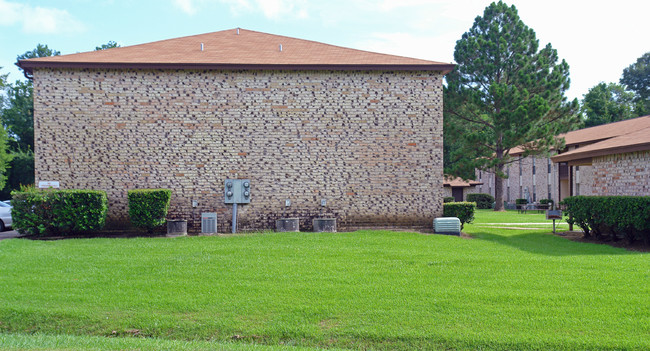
[21,28,452,232]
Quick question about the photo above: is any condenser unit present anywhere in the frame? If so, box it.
[433,217,461,236]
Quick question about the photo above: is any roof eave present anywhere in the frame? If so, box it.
[551,143,650,163]
[18,61,456,75]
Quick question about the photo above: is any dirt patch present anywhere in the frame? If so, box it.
[555,231,650,252]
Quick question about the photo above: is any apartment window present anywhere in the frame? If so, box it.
[532,156,536,175]
[548,158,551,174]
[576,166,580,196]
[548,184,551,200]
[533,185,537,202]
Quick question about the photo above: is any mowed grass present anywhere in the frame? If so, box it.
[0,210,648,350]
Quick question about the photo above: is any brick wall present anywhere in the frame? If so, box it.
[33,68,444,232]
[591,151,650,196]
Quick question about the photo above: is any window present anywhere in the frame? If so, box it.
[532,156,536,175]
[533,185,536,202]
[548,158,551,173]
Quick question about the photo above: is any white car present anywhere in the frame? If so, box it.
[0,201,12,231]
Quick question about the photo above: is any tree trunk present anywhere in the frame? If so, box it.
[493,163,505,211]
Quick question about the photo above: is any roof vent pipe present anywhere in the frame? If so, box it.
[279,44,283,52]
[237,28,240,35]
[200,43,204,51]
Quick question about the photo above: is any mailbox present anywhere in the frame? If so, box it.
[224,179,251,204]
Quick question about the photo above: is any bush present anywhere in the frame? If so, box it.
[562,196,650,244]
[11,187,107,236]
[443,197,455,203]
[539,199,554,205]
[128,189,172,233]
[515,198,528,205]
[466,193,495,209]
[443,202,476,229]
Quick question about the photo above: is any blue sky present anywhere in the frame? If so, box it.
[1,0,648,101]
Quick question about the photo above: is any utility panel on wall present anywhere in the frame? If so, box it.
[224,179,251,204]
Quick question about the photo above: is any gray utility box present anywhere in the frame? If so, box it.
[313,218,336,232]
[201,213,217,234]
[167,219,188,237]
[224,179,251,204]
[434,217,461,236]
[276,218,300,232]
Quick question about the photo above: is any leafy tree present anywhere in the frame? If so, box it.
[95,41,120,51]
[2,80,34,151]
[620,52,649,115]
[582,82,638,127]
[444,1,579,211]
[16,44,60,79]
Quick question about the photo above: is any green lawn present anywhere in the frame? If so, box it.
[0,210,648,350]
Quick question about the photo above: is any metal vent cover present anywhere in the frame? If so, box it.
[433,217,461,236]
[201,213,217,234]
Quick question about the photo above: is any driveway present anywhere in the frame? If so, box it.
[0,230,20,240]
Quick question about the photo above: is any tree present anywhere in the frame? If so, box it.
[16,44,60,79]
[582,82,638,127]
[95,41,120,51]
[444,1,579,211]
[2,80,34,151]
[620,52,649,115]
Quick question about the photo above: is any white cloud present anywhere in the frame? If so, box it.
[173,0,197,15]
[0,0,84,34]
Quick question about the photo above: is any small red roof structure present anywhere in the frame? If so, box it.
[443,176,483,187]
[18,28,455,75]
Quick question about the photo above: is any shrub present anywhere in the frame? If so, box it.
[443,202,476,229]
[515,198,528,205]
[11,187,108,236]
[562,196,650,244]
[539,198,554,205]
[128,189,172,233]
[443,197,455,203]
[466,193,495,209]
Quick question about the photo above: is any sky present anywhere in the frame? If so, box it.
[0,0,648,101]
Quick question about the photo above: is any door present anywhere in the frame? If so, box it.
[452,187,464,202]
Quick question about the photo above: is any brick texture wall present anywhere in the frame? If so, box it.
[591,151,650,196]
[33,68,444,232]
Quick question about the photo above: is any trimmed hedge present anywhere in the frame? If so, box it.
[128,189,172,233]
[539,198,554,205]
[443,197,455,203]
[467,193,494,209]
[515,198,528,205]
[11,188,107,236]
[443,202,476,230]
[561,196,650,244]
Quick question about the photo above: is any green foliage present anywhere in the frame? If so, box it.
[562,196,650,243]
[582,82,639,127]
[620,51,650,115]
[15,44,60,79]
[0,149,34,199]
[539,199,554,205]
[11,188,107,235]
[466,193,494,209]
[443,201,476,229]
[95,41,120,51]
[128,189,172,232]
[1,80,34,152]
[515,198,528,205]
[443,196,455,203]
[444,1,579,210]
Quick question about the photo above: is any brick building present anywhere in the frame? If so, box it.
[474,116,650,205]
[18,28,454,232]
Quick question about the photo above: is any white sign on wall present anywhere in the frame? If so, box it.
[38,181,60,189]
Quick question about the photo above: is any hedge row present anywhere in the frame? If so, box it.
[127,189,172,233]
[561,196,650,244]
[466,193,494,209]
[11,188,108,236]
[443,202,476,229]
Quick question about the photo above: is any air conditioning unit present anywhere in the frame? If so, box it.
[201,213,217,234]
[433,217,461,236]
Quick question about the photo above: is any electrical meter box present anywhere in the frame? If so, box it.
[224,179,251,204]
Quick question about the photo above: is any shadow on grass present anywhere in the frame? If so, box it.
[469,230,641,256]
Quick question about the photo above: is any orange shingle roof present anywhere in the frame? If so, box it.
[510,115,650,156]
[443,176,483,187]
[18,28,454,74]
[552,121,650,162]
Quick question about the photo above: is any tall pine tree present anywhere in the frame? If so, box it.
[444,1,579,210]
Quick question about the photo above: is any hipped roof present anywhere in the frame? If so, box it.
[18,28,455,74]
[511,115,650,157]
[443,176,483,187]
[552,116,650,163]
